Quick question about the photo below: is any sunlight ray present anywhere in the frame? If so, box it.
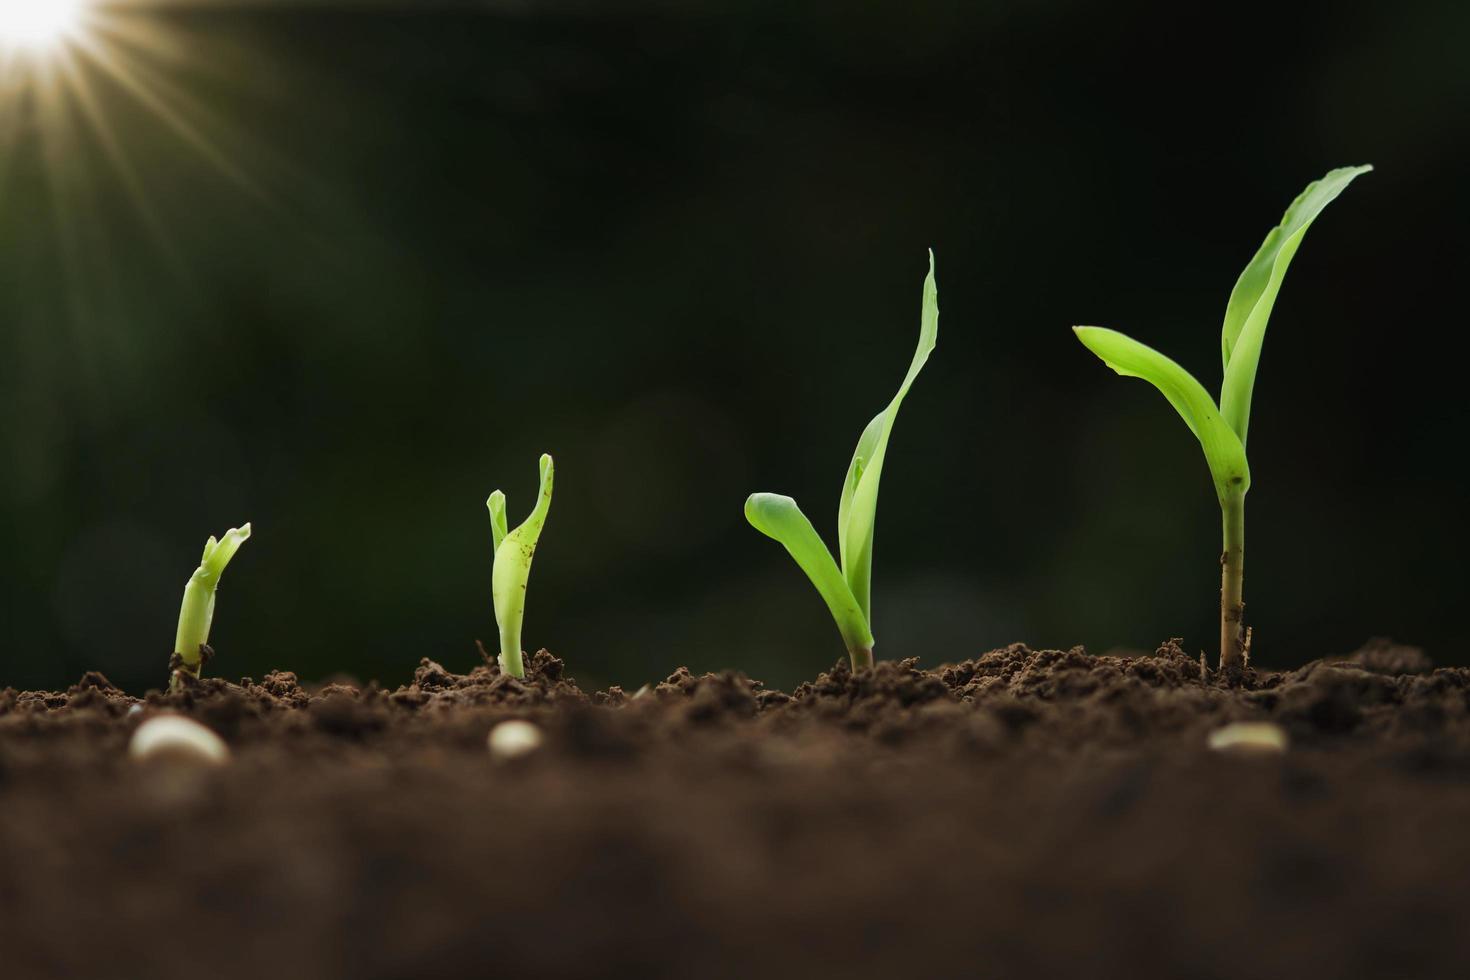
[1,0,295,397]
[53,42,186,272]
[33,53,100,374]
[69,27,276,206]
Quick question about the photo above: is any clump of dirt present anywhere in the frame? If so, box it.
[2,639,1468,980]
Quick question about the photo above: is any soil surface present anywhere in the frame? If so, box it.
[3,639,1469,979]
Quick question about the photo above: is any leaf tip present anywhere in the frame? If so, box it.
[744,491,793,523]
[1326,163,1374,188]
[742,493,768,530]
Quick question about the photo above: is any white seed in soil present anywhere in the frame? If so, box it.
[1207,721,1289,755]
[129,715,231,766]
[487,719,543,760]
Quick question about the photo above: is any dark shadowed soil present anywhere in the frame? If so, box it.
[3,639,1469,979]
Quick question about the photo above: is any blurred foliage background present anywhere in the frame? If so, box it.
[1,0,1465,693]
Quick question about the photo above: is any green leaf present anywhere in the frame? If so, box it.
[745,493,874,657]
[491,454,554,677]
[1073,327,1249,501]
[837,250,938,623]
[200,523,252,586]
[486,490,508,552]
[1219,165,1371,444]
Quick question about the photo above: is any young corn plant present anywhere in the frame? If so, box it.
[1074,164,1371,671]
[745,252,938,670]
[171,523,252,691]
[487,453,554,679]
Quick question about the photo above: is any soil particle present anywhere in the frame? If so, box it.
[2,640,1469,979]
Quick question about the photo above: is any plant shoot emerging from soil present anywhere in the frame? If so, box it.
[745,252,938,670]
[1073,165,1371,670]
[172,523,252,690]
[488,453,554,679]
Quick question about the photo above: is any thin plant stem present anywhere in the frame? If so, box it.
[173,574,215,682]
[1219,492,1246,670]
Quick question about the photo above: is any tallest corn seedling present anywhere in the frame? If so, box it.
[1074,165,1371,670]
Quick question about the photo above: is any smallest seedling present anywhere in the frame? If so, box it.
[171,523,252,691]
[487,454,554,679]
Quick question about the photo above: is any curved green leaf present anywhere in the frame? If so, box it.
[486,490,508,552]
[745,492,873,657]
[1073,327,1249,501]
[491,454,554,677]
[1219,165,1371,444]
[837,250,938,624]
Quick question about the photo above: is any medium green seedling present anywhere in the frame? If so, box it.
[1074,165,1371,671]
[171,523,252,690]
[745,252,938,670]
[488,453,554,679]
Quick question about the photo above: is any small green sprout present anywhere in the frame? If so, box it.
[487,453,554,679]
[1074,165,1371,671]
[171,523,252,690]
[745,252,938,670]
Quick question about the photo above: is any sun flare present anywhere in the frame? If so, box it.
[2,0,281,370]
[0,0,88,52]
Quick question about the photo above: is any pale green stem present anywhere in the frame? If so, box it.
[174,570,217,677]
[499,623,525,679]
[1219,492,1246,671]
[848,644,875,671]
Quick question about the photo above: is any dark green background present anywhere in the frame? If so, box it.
[2,0,1464,693]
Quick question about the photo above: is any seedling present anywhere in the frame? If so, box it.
[171,523,252,690]
[487,453,554,679]
[745,253,938,670]
[1074,165,1371,670]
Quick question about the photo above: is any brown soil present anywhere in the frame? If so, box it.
[2,639,1468,979]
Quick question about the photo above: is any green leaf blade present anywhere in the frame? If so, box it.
[1219,164,1372,443]
[837,250,939,623]
[486,490,508,552]
[200,523,251,589]
[745,492,873,657]
[1073,326,1249,501]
